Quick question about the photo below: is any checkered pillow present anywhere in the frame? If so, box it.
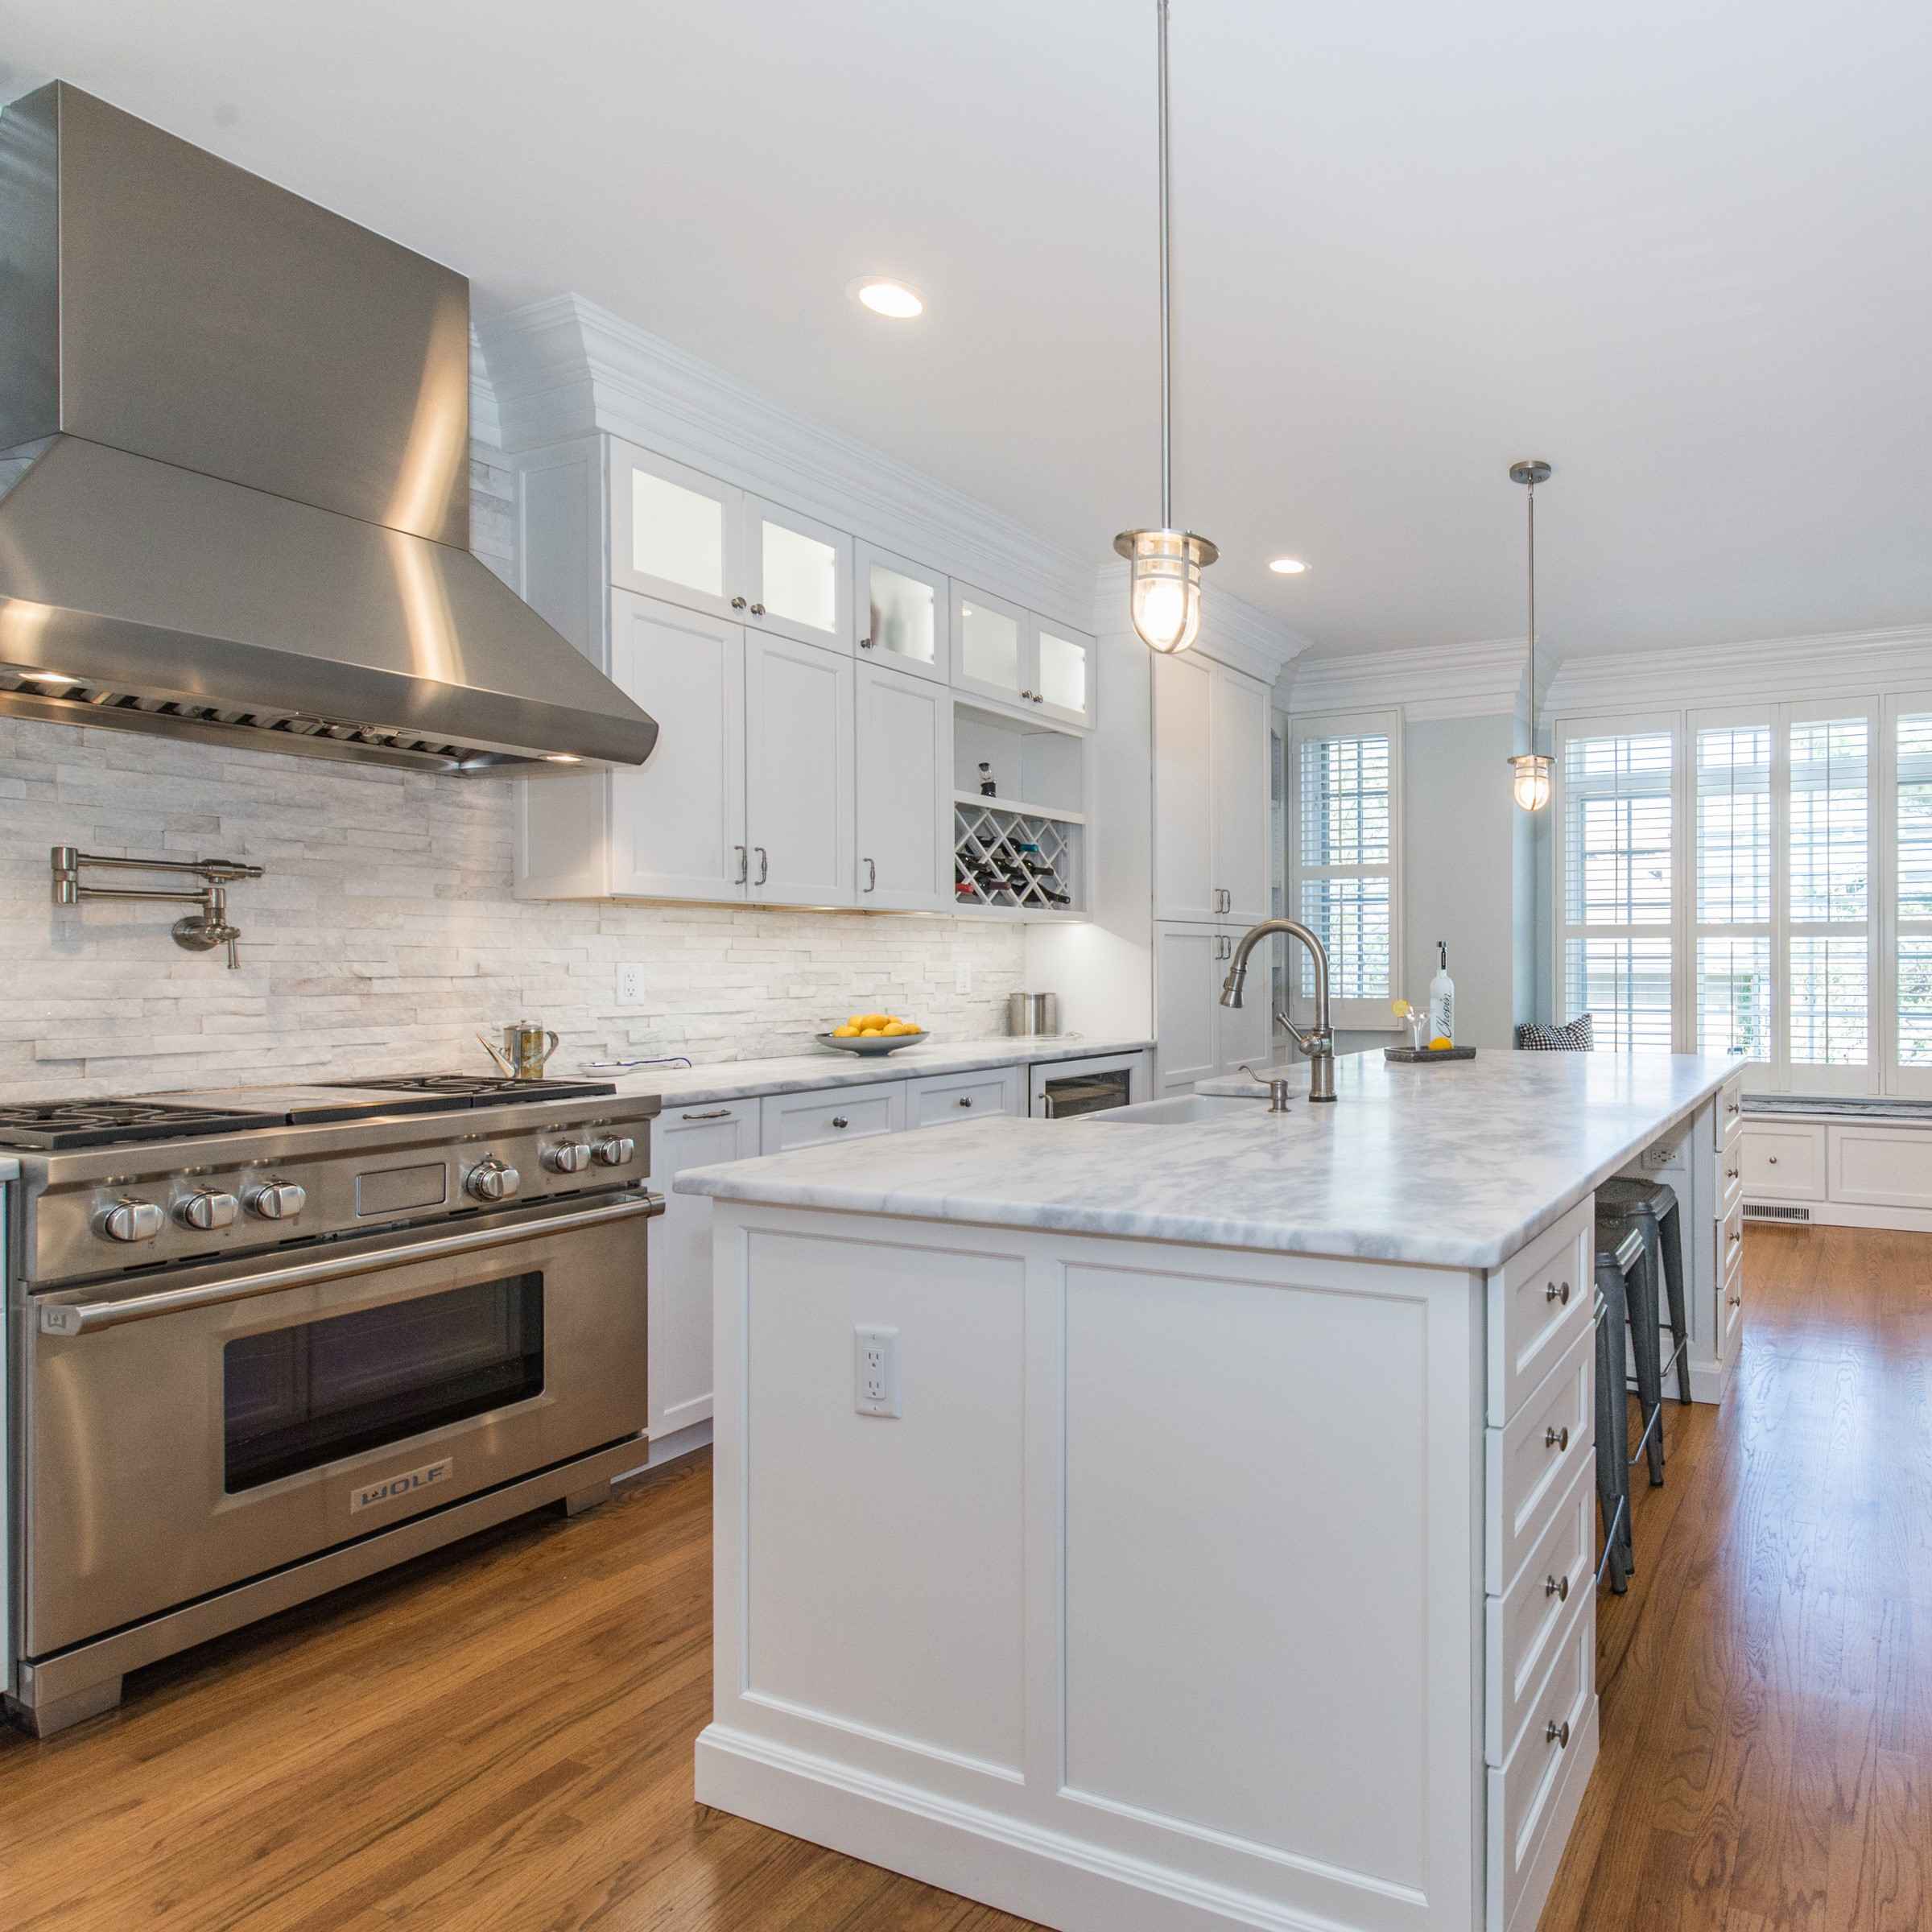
[1516,1013,1595,1052]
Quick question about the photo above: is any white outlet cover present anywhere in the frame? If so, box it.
[617,962,646,1005]
[854,1323,901,1418]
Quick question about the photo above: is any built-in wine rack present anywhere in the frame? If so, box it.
[952,799,1082,915]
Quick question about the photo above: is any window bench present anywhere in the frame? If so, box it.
[1740,1097,1932,1229]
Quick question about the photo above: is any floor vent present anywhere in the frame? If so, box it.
[1744,1201,1812,1224]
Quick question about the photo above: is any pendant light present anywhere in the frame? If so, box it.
[1114,0,1217,654]
[1505,458,1554,812]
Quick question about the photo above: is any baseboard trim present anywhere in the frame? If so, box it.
[614,1417,712,1484]
[694,1724,1369,1932]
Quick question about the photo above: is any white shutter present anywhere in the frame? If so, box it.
[1889,700,1932,1095]
[1558,724,1675,1053]
[1785,710,1872,1092]
[1288,712,1402,1029]
[1690,718,1772,1070]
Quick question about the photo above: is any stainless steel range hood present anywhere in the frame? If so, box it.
[0,84,658,774]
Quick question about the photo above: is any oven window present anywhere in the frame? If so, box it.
[223,1274,544,1492]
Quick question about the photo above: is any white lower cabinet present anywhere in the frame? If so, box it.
[1155,920,1274,1092]
[905,1065,1022,1126]
[759,1081,905,1153]
[646,1100,760,1439]
[1740,1121,1823,1199]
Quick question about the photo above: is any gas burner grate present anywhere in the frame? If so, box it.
[0,1099,285,1150]
[314,1074,618,1105]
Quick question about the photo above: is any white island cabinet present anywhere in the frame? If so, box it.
[679,1051,1738,1932]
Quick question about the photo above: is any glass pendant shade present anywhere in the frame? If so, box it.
[1114,527,1218,654]
[1508,751,1553,813]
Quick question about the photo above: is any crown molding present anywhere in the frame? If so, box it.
[1286,638,1528,722]
[1542,623,1932,716]
[1090,561,1308,685]
[477,292,1109,629]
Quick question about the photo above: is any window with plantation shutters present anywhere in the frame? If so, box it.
[1787,714,1870,1079]
[1559,727,1674,1052]
[1893,705,1932,1093]
[1693,721,1772,1067]
[1289,712,1401,1029]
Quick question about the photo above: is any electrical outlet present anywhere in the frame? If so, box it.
[955,961,972,996]
[854,1324,901,1418]
[617,962,646,1005]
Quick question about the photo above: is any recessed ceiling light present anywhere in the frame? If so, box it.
[852,278,924,320]
[1268,557,1310,576]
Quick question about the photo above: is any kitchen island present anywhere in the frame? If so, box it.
[679,1051,1744,1932]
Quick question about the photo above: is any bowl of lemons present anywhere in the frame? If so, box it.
[818,1012,929,1055]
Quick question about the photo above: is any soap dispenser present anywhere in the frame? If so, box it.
[1429,941,1455,1044]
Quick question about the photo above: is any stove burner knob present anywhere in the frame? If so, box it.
[591,1136,637,1168]
[543,1141,593,1174]
[100,1197,164,1244]
[466,1156,520,1203]
[177,1189,239,1232]
[246,1181,307,1220]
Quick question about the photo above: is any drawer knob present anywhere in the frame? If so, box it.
[832,1116,849,1129]
[1546,1279,1571,1306]
[1546,1425,1570,1452]
[1729,1292,1743,1307]
[1545,1571,1570,1602]
[1546,1718,1571,1748]
[1767,1155,1777,1165]
[1728,1228,1743,1246]
[958,1096,973,1107]
[1727,1167,1740,1180]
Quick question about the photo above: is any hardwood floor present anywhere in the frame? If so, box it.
[1544,1224,1932,1931]
[2,1224,1926,1930]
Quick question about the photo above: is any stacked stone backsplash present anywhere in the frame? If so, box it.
[0,435,1026,1101]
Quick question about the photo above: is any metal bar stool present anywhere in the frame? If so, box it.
[1592,1236,1637,1593]
[1596,1177,1690,1488]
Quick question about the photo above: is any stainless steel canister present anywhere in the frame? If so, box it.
[1005,991,1059,1037]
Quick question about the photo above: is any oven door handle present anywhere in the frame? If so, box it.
[39,1192,666,1336]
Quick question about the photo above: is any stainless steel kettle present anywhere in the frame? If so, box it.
[480,1021,559,1080]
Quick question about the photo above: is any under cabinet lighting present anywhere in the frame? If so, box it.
[852,279,924,320]
[543,753,583,764]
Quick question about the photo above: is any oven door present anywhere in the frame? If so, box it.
[22,1190,657,1661]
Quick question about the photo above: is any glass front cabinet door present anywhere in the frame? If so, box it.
[854,541,949,684]
[741,494,852,654]
[609,443,741,621]
[1032,621,1096,729]
[950,582,1096,729]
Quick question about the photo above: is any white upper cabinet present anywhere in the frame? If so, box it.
[1154,652,1270,924]
[1212,664,1272,925]
[744,631,857,906]
[950,582,1096,729]
[608,592,748,900]
[742,495,852,653]
[856,542,949,685]
[857,662,952,911]
[609,444,740,619]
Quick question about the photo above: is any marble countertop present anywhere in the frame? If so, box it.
[678,1051,1740,1269]
[1743,1092,1932,1121]
[579,1037,1153,1107]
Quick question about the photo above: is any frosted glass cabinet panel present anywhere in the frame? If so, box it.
[856,542,948,684]
[952,584,1028,708]
[609,444,740,620]
[743,496,852,653]
[1035,625,1096,728]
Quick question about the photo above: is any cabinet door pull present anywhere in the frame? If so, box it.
[1545,1425,1570,1451]
[754,847,769,886]
[733,844,748,885]
[863,857,877,892]
[682,1108,733,1121]
[1546,1279,1571,1306]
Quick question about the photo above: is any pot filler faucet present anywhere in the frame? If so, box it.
[1219,917,1339,1104]
[52,844,263,968]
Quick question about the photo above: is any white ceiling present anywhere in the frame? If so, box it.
[6,0,1930,661]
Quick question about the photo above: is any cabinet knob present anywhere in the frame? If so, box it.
[1546,1719,1571,1748]
[1546,1279,1571,1306]
[860,636,874,649]
[1767,1155,1777,1165]
[958,1096,973,1108]
[1545,1571,1570,1602]
[831,1116,849,1129]
[730,596,748,610]
[1545,1425,1570,1451]
[749,602,766,617]
[1728,1228,1743,1246]
[1729,1291,1743,1307]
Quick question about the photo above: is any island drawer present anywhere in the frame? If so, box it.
[1486,1457,1595,1765]
[1714,1077,1744,1150]
[1717,1199,1744,1283]
[1485,1323,1594,1596]
[1486,1197,1593,1427]
[759,1082,906,1153]
[906,1066,1023,1129]
[1485,1585,1596,1932]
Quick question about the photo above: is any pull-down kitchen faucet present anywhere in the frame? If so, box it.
[1219,917,1338,1103]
